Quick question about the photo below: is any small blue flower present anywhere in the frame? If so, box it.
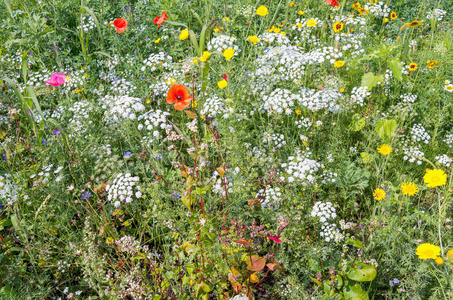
[81,191,92,200]
[156,153,163,159]
[171,193,180,199]
[42,139,47,145]
[2,153,6,161]
[123,151,132,158]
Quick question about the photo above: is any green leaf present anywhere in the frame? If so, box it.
[388,58,403,82]
[375,119,397,141]
[347,263,377,282]
[360,72,378,91]
[188,30,199,55]
[343,283,369,300]
[345,238,363,248]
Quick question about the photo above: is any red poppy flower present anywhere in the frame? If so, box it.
[325,0,339,7]
[153,11,169,27]
[267,236,282,243]
[166,84,193,110]
[113,18,128,34]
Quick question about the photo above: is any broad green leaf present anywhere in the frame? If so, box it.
[388,58,403,82]
[375,119,397,141]
[347,263,377,282]
[360,72,378,91]
[343,283,369,300]
[345,238,363,248]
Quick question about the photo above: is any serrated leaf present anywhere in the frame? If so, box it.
[347,263,377,282]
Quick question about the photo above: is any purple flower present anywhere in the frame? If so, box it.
[53,46,57,51]
[389,278,400,287]
[171,193,180,199]
[41,139,47,145]
[156,153,162,159]
[2,153,6,161]
[81,191,91,200]
[52,129,61,135]
[123,151,132,158]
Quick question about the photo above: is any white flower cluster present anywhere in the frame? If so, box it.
[67,101,95,134]
[258,32,290,46]
[320,223,341,243]
[334,32,366,56]
[364,2,391,17]
[100,95,145,122]
[141,52,173,72]
[444,134,453,148]
[311,201,341,242]
[281,149,323,185]
[400,93,417,104]
[137,109,171,140]
[261,88,299,115]
[0,174,20,205]
[262,132,286,151]
[426,9,446,21]
[435,154,451,168]
[107,173,142,207]
[207,35,240,54]
[311,201,336,223]
[333,15,367,26]
[149,81,168,98]
[200,95,226,117]
[295,117,312,129]
[256,186,282,210]
[78,16,96,32]
[212,176,234,197]
[251,46,327,92]
[350,86,370,106]
[299,87,341,112]
[403,146,424,165]
[111,78,136,95]
[321,171,338,184]
[410,123,430,144]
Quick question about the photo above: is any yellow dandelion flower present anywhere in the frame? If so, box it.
[256,5,269,16]
[383,17,389,23]
[306,19,318,27]
[401,182,418,196]
[297,10,304,15]
[217,79,227,89]
[416,243,441,260]
[435,257,444,265]
[223,48,235,61]
[179,29,189,40]
[247,35,260,45]
[295,110,301,115]
[199,51,211,62]
[377,144,392,155]
[373,188,386,200]
[423,169,447,188]
[289,2,296,7]
[333,60,345,68]
[154,37,161,44]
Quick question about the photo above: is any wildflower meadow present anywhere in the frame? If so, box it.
[1,0,452,299]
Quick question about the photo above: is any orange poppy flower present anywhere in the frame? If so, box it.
[167,84,193,110]
[153,11,169,27]
[113,18,128,34]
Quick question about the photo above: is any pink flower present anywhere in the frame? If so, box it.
[267,236,282,243]
[45,72,66,87]
[222,74,228,81]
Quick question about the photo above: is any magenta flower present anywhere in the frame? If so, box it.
[44,72,66,87]
[267,236,282,243]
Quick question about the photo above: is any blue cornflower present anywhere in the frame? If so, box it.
[81,191,91,200]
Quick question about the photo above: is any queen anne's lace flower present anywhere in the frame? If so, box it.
[106,173,142,207]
